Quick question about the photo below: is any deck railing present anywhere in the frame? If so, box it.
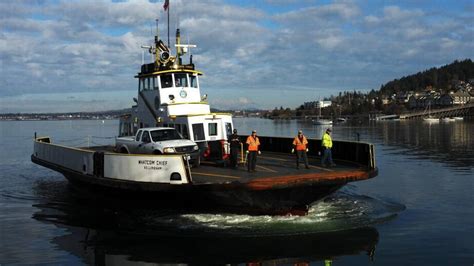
[253,136,376,169]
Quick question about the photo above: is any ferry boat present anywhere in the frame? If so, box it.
[31,17,378,215]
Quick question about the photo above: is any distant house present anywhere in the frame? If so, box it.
[303,100,332,109]
[316,101,332,108]
[450,90,472,104]
[396,91,414,104]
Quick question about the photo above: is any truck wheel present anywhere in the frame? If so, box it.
[193,156,201,168]
[120,148,128,154]
[153,150,162,155]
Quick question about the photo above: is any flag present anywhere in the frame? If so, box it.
[163,0,169,11]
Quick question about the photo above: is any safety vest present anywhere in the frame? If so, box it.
[322,132,332,148]
[293,136,308,151]
[246,136,260,151]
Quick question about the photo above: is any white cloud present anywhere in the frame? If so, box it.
[0,0,472,112]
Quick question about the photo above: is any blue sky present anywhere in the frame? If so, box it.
[1,0,473,113]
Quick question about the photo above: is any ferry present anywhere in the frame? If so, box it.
[31,16,378,215]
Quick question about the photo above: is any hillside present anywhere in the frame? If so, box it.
[379,59,474,96]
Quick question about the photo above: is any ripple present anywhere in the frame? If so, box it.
[142,191,405,236]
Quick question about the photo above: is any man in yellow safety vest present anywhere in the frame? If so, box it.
[321,128,336,167]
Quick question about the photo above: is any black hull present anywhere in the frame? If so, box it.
[33,155,346,215]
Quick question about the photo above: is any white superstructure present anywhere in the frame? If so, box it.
[119,27,233,160]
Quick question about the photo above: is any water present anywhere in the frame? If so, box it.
[1,118,473,265]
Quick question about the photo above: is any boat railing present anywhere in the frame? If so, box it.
[32,138,191,184]
[249,136,376,169]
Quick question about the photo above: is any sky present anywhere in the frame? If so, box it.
[0,0,473,113]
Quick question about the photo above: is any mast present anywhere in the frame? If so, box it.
[167,1,170,48]
[163,0,170,47]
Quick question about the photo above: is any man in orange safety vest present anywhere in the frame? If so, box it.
[246,130,260,172]
[292,130,310,169]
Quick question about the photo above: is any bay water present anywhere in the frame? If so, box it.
[0,118,472,265]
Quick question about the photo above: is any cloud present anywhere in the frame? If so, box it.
[0,0,472,112]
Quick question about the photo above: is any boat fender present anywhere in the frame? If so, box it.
[82,156,88,175]
[93,151,104,177]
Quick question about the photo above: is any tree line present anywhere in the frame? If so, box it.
[268,59,473,117]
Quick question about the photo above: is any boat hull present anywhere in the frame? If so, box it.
[32,155,375,215]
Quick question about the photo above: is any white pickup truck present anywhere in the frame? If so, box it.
[115,127,200,167]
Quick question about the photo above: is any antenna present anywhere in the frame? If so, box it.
[155,18,159,36]
[187,35,192,62]
[140,45,153,63]
[175,44,197,55]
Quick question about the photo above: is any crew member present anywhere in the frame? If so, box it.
[246,130,260,172]
[228,129,241,168]
[321,128,336,167]
[292,130,309,169]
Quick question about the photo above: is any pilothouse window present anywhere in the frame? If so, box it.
[153,76,159,90]
[161,75,173,88]
[140,78,151,91]
[174,73,188,87]
[190,75,198,88]
[146,78,151,90]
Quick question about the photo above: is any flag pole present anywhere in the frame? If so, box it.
[167,1,170,48]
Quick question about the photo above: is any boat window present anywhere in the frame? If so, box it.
[190,75,198,88]
[150,129,183,141]
[142,78,150,91]
[123,123,131,136]
[153,76,159,90]
[192,123,205,141]
[174,73,188,87]
[225,123,232,136]
[142,131,151,143]
[139,79,145,92]
[161,74,173,88]
[208,123,218,136]
[135,130,143,141]
[182,124,189,139]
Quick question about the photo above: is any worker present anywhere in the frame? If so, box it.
[246,130,261,172]
[292,130,310,169]
[321,128,336,167]
[228,128,241,168]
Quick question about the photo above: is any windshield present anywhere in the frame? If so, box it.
[150,129,183,141]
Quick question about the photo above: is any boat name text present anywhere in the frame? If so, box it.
[138,160,168,166]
